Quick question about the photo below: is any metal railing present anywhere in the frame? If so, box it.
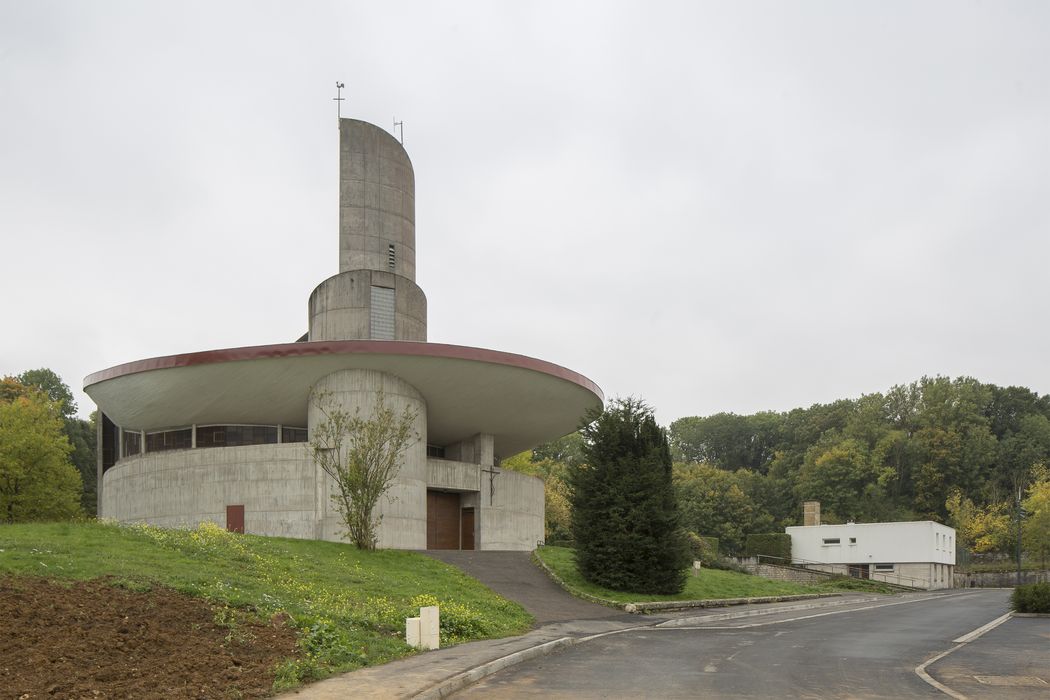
[748,554,928,590]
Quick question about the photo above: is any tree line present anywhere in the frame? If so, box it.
[512,376,1050,560]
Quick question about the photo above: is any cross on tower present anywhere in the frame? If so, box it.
[333,82,345,118]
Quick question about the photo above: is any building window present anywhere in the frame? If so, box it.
[197,425,278,448]
[388,244,396,270]
[281,426,308,443]
[822,538,840,545]
[370,285,395,340]
[874,563,894,571]
[122,430,142,458]
[849,537,857,544]
[145,428,192,453]
[427,444,446,459]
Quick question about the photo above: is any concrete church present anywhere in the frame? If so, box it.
[86,118,602,551]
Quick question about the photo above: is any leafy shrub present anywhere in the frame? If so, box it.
[744,533,791,561]
[1012,582,1050,613]
[704,556,750,574]
[686,533,719,562]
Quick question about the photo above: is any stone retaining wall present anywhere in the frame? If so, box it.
[732,558,837,584]
[955,569,1050,588]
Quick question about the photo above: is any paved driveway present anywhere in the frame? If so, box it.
[425,550,633,625]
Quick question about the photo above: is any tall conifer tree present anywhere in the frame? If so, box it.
[569,397,689,594]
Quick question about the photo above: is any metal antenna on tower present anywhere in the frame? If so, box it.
[393,118,404,145]
[333,82,345,119]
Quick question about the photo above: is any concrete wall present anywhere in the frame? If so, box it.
[308,369,428,549]
[100,443,315,539]
[479,468,544,551]
[787,521,956,566]
[308,269,426,342]
[888,562,954,590]
[99,370,544,552]
[444,434,494,466]
[339,119,416,281]
[426,458,481,492]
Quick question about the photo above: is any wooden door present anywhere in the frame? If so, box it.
[461,508,475,550]
[426,491,460,549]
[226,505,244,534]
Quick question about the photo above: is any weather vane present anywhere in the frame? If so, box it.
[333,82,345,118]
[393,117,404,145]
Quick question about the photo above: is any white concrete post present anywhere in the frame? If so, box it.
[405,616,421,648]
[405,606,439,650]
[419,605,440,650]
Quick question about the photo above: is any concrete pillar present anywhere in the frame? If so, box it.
[308,369,427,549]
[96,412,105,519]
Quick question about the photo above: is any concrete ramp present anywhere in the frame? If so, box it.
[425,550,631,625]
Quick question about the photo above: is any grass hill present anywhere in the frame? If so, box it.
[535,545,898,603]
[0,521,531,692]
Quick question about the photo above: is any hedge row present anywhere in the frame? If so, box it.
[743,533,791,561]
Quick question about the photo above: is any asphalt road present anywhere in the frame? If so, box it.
[454,589,1048,699]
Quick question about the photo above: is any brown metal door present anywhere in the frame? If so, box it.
[461,508,475,550]
[226,505,244,534]
[427,491,460,549]
[848,564,869,579]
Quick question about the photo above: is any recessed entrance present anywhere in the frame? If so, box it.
[427,491,475,550]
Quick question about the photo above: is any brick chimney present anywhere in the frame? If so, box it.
[803,500,821,526]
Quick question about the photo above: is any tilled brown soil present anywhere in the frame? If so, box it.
[0,576,299,699]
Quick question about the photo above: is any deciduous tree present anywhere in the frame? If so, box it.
[12,370,98,514]
[1022,472,1050,569]
[0,388,82,523]
[309,391,418,550]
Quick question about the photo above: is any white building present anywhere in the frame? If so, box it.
[786,502,956,590]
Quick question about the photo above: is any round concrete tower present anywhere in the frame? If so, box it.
[308,119,427,342]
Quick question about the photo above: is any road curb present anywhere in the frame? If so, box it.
[413,636,579,699]
[622,592,841,613]
[654,595,881,627]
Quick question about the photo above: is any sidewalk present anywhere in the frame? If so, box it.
[278,593,881,699]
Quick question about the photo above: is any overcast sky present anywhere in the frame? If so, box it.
[1,1,1048,425]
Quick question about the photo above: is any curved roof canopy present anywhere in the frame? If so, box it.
[85,340,603,458]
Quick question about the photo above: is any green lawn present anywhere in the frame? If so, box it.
[0,521,532,686]
[534,546,896,603]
